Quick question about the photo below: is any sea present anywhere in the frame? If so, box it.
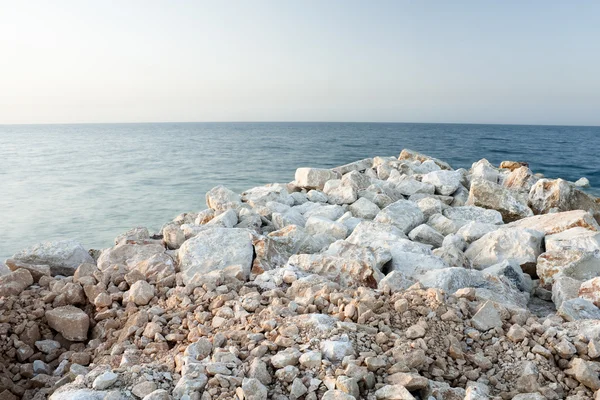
[1,122,599,262]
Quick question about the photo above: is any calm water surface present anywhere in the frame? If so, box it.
[1,122,599,261]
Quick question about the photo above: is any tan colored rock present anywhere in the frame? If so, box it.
[45,306,89,341]
[5,259,50,282]
[529,178,600,223]
[0,268,33,297]
[565,358,600,390]
[545,227,600,253]
[537,249,600,287]
[398,149,451,170]
[506,209,600,235]
[579,277,600,307]
[503,166,538,191]
[500,160,528,171]
[467,178,533,222]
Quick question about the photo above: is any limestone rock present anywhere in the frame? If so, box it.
[321,340,355,362]
[374,200,425,234]
[579,277,600,307]
[503,166,538,191]
[467,178,533,222]
[465,228,543,271]
[408,224,444,248]
[398,149,451,170]
[49,389,107,400]
[537,249,600,287]
[178,228,254,285]
[529,178,600,222]
[92,371,119,390]
[506,209,600,235]
[4,259,51,282]
[443,206,503,226]
[332,158,373,175]
[305,216,348,240]
[242,378,268,400]
[558,298,600,321]
[97,243,165,271]
[565,358,600,390]
[11,239,94,276]
[295,168,340,190]
[455,221,500,244]
[471,301,502,331]
[545,227,600,253]
[0,268,33,297]
[470,159,499,183]
[126,280,155,306]
[45,306,89,341]
[206,185,242,211]
[421,170,462,196]
[348,197,380,219]
[374,384,415,400]
[552,276,582,308]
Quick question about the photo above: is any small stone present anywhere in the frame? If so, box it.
[45,305,90,341]
[290,377,308,399]
[92,371,119,390]
[405,324,426,339]
[374,384,416,400]
[506,324,527,342]
[132,381,158,398]
[126,280,155,306]
[471,301,502,331]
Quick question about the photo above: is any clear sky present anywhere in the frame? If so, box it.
[1,1,599,125]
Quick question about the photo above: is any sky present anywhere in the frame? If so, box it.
[0,1,599,125]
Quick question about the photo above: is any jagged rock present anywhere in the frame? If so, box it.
[416,197,447,219]
[49,389,107,400]
[0,268,33,297]
[325,183,358,205]
[305,216,348,240]
[421,170,462,196]
[45,306,89,341]
[552,276,582,308]
[432,246,471,269]
[321,339,355,362]
[471,301,502,331]
[374,200,425,234]
[162,224,185,250]
[391,176,435,196]
[565,358,600,390]
[242,378,268,400]
[348,197,380,219]
[465,228,543,271]
[408,224,444,248]
[242,184,293,207]
[537,249,600,287]
[503,166,538,191]
[374,384,415,400]
[545,227,600,253]
[11,239,94,276]
[125,280,154,306]
[506,209,600,235]
[426,213,459,236]
[483,260,531,292]
[332,158,373,175]
[443,206,503,226]
[467,178,533,222]
[455,221,499,243]
[579,277,600,307]
[398,149,451,170]
[295,168,340,190]
[97,243,165,271]
[322,390,356,400]
[178,228,254,285]
[92,371,119,390]
[304,204,346,221]
[114,227,152,245]
[558,298,600,321]
[529,178,600,222]
[470,159,499,183]
[4,259,51,282]
[206,185,242,211]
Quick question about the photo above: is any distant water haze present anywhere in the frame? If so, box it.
[1,122,599,262]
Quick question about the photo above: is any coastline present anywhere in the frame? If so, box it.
[2,149,600,399]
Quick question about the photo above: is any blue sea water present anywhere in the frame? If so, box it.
[1,122,599,262]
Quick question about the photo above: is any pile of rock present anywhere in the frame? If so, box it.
[1,149,600,400]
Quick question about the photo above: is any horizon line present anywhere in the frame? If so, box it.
[1,120,599,128]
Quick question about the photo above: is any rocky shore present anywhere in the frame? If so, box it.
[2,149,600,400]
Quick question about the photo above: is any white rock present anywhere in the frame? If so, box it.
[465,228,544,270]
[333,158,374,175]
[391,176,435,196]
[326,185,358,205]
[408,224,444,248]
[470,159,499,183]
[426,213,459,236]
[374,385,415,400]
[416,197,447,219]
[242,184,293,207]
[11,239,94,276]
[305,216,348,240]
[422,170,462,196]
[305,204,346,221]
[558,298,600,321]
[321,340,355,362]
[552,276,582,308]
[348,197,380,219]
[545,227,600,253]
[443,206,503,226]
[178,228,254,285]
[467,178,533,222]
[126,280,155,306]
[97,243,165,271]
[306,190,328,203]
[506,210,600,235]
[272,209,306,230]
[529,178,600,222]
[574,177,590,187]
[92,371,119,390]
[242,378,268,400]
[471,301,502,331]
[206,185,241,211]
[456,221,500,243]
[205,209,237,228]
[374,199,425,234]
[49,390,107,400]
[398,149,451,170]
[537,249,600,288]
[295,168,340,190]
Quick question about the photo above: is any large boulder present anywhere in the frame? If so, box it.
[45,306,89,341]
[470,159,499,183]
[467,179,533,222]
[506,210,600,235]
[206,185,242,211]
[0,268,33,297]
[529,178,600,222]
[578,277,600,307]
[242,184,293,208]
[178,228,254,284]
[503,166,538,191]
[295,168,340,190]
[465,228,544,272]
[97,243,165,271]
[442,206,503,227]
[332,158,373,175]
[374,200,425,234]
[421,170,462,196]
[545,227,600,253]
[11,239,94,276]
[537,249,600,288]
[391,176,435,197]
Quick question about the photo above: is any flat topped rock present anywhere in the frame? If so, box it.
[295,168,340,190]
[506,210,600,235]
[45,306,89,341]
[398,149,451,170]
[11,239,94,276]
